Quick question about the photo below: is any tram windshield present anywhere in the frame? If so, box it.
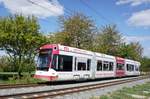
[37,49,52,71]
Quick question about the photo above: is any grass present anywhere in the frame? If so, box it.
[0,72,44,84]
[91,82,150,99]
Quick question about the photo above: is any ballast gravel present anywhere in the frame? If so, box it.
[57,78,150,99]
[0,76,150,99]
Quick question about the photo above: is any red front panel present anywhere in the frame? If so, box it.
[115,57,125,77]
[116,57,125,64]
[34,75,58,81]
[40,44,59,54]
[116,70,125,77]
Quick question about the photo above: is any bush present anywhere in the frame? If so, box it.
[0,56,12,72]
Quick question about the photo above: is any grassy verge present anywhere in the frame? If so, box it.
[91,82,150,99]
[0,72,44,84]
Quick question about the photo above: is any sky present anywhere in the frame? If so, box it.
[0,0,150,57]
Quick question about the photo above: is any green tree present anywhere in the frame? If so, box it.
[0,15,46,77]
[94,25,123,55]
[53,13,96,50]
[117,42,143,61]
[141,57,150,72]
[0,56,11,72]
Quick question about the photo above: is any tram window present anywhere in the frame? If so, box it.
[117,63,124,70]
[87,59,91,70]
[135,66,139,71]
[103,61,109,71]
[127,64,130,71]
[74,57,77,71]
[131,65,134,71]
[78,62,86,71]
[52,55,57,69]
[109,62,113,71]
[53,55,73,71]
[37,67,49,71]
[97,60,102,71]
[37,50,51,71]
[127,64,134,71]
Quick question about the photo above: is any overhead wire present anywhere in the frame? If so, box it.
[80,0,114,24]
[27,0,74,25]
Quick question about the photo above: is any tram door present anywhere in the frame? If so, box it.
[73,57,91,80]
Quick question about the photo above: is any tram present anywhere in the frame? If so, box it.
[34,44,140,81]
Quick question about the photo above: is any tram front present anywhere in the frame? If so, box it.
[34,44,58,81]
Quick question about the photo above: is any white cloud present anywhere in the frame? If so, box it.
[0,0,64,18]
[124,35,150,43]
[116,0,150,6]
[127,9,150,27]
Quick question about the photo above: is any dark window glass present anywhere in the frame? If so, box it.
[97,60,102,71]
[51,55,73,71]
[135,66,139,71]
[78,62,86,71]
[126,64,135,71]
[132,65,134,71]
[103,61,109,71]
[117,63,124,70]
[51,55,57,69]
[87,59,91,70]
[74,57,77,71]
[109,62,113,71]
[37,49,52,71]
[127,64,130,71]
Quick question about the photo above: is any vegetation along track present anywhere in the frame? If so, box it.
[0,76,149,99]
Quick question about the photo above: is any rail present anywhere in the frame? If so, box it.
[0,75,149,99]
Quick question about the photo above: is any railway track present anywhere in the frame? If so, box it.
[0,83,47,89]
[0,76,149,99]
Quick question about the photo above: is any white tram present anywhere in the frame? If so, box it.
[34,44,140,81]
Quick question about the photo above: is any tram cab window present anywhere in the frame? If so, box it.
[37,49,52,71]
[97,60,102,71]
[52,55,73,71]
[117,63,124,70]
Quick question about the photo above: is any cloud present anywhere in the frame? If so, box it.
[127,9,150,27]
[124,35,150,43]
[0,0,64,19]
[116,0,150,6]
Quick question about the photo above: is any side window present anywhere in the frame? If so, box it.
[117,63,124,70]
[132,65,134,71]
[87,59,91,70]
[109,62,113,71]
[135,65,139,71]
[126,64,135,71]
[74,57,77,71]
[57,55,73,71]
[52,55,57,69]
[97,60,102,71]
[127,64,129,71]
[103,61,109,71]
[78,62,86,71]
